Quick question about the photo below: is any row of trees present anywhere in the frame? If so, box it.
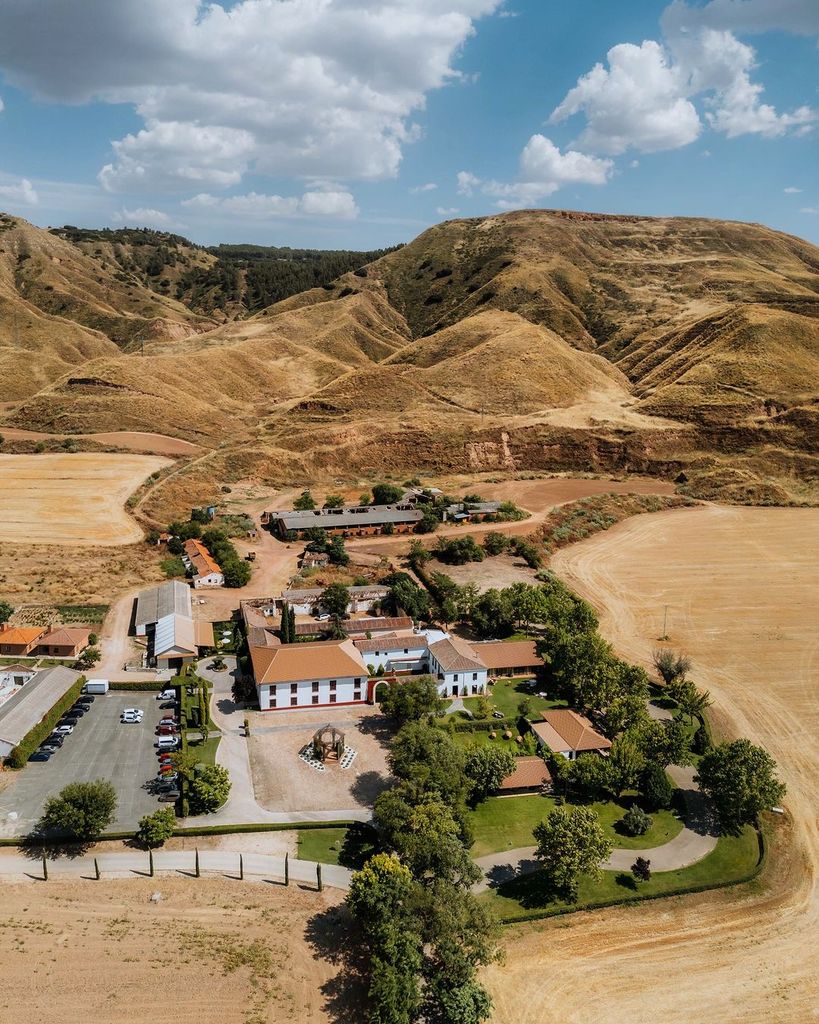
[348,716,516,1023]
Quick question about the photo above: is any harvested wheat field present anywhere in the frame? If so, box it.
[0,876,349,1024]
[485,505,819,1024]
[0,453,169,545]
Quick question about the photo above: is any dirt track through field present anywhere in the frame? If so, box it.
[0,453,170,545]
[0,427,202,455]
[485,505,819,1024]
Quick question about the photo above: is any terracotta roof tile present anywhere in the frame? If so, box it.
[532,710,612,753]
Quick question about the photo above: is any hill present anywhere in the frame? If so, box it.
[2,208,818,514]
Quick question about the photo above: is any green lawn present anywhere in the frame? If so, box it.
[298,827,348,865]
[481,825,761,922]
[186,734,220,765]
[468,794,684,859]
[464,678,566,722]
[445,728,534,755]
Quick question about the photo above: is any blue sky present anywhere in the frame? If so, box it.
[0,0,816,248]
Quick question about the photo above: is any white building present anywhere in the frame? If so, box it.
[251,638,369,710]
[280,585,389,617]
[427,636,489,697]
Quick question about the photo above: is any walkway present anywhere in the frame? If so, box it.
[184,658,370,828]
[474,764,719,891]
[0,847,352,890]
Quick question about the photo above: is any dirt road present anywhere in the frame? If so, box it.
[485,505,819,1024]
[0,427,202,456]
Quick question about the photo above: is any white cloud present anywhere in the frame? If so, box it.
[550,10,816,156]
[456,170,482,195]
[0,0,501,193]
[435,206,460,215]
[800,206,819,215]
[0,176,38,206]
[112,206,182,228]
[410,182,438,193]
[661,0,819,39]
[784,186,803,193]
[0,96,4,113]
[182,188,359,220]
[458,136,613,209]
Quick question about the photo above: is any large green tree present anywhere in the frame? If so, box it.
[0,600,13,625]
[321,581,351,619]
[379,676,441,724]
[533,805,613,902]
[38,780,117,840]
[372,482,405,505]
[696,739,785,833]
[189,764,231,813]
[388,722,469,807]
[464,745,517,804]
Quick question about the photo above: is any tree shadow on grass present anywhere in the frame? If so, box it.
[615,872,638,891]
[304,905,370,1024]
[495,868,574,910]
[337,822,380,870]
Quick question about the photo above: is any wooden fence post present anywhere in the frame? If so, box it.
[94,858,100,880]
[149,849,154,877]
[284,851,289,887]
[317,863,323,893]
[239,854,244,881]
[195,848,200,878]
[42,853,48,881]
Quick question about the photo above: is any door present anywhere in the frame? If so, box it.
[452,685,458,696]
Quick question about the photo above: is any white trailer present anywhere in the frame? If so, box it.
[84,679,110,694]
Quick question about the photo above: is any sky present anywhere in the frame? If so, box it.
[0,0,817,249]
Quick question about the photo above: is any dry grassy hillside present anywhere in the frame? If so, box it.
[2,208,818,514]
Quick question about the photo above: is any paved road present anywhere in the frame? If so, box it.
[0,847,352,890]
[184,658,370,828]
[474,764,719,891]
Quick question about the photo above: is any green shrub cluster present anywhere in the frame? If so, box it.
[6,676,86,768]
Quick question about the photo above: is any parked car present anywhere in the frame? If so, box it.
[156,737,179,749]
[54,724,74,734]
[158,791,180,802]
[77,694,95,703]
[159,701,176,710]
[67,705,86,717]
[158,689,176,701]
[29,750,53,762]
[47,734,65,746]
[122,708,144,717]
[158,771,178,782]
[157,725,179,736]
[121,716,142,724]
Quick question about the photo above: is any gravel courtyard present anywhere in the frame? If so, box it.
[247,705,393,814]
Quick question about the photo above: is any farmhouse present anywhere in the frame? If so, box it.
[0,664,36,688]
[531,709,612,761]
[267,503,423,539]
[496,755,552,795]
[299,550,330,569]
[38,627,91,659]
[428,636,489,696]
[441,501,503,522]
[250,638,369,710]
[0,666,80,759]
[0,625,47,657]
[469,639,541,677]
[354,631,435,675]
[182,538,224,588]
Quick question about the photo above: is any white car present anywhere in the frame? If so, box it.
[157,689,176,701]
[121,715,142,724]
[122,708,144,717]
[54,724,74,734]
[156,737,180,749]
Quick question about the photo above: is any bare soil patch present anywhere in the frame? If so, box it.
[0,452,170,545]
[430,551,537,591]
[0,427,202,456]
[0,876,346,1024]
[248,705,393,813]
[485,505,819,1024]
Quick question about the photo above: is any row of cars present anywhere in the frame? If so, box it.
[29,693,96,762]
[153,687,181,803]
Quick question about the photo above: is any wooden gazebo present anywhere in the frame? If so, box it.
[312,724,345,762]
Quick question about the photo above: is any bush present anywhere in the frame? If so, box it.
[189,764,231,813]
[620,805,652,837]
[6,677,86,767]
[640,763,674,810]
[137,807,176,848]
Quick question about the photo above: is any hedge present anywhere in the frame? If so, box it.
[449,717,517,734]
[5,676,86,768]
[0,820,357,847]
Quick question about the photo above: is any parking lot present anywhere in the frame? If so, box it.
[0,692,172,837]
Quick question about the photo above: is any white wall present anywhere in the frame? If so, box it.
[259,673,367,710]
[428,652,488,698]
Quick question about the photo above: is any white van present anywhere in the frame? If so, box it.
[157,689,176,701]
[156,736,179,749]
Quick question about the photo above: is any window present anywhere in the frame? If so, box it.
[403,648,408,654]
[454,674,459,682]
[472,672,478,680]
[290,696,298,707]
[269,694,277,708]
[312,681,319,693]
[353,690,361,701]
[329,680,337,691]
[329,694,337,704]
[312,695,319,705]
[290,683,298,694]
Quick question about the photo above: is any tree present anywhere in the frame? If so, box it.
[439,597,459,630]
[0,600,13,625]
[472,694,492,720]
[326,535,349,566]
[389,798,480,887]
[620,804,652,836]
[464,746,516,804]
[293,490,316,511]
[471,589,515,639]
[696,739,786,833]
[533,806,613,902]
[87,632,98,646]
[517,696,532,719]
[388,722,469,807]
[388,576,429,620]
[137,807,176,848]
[628,718,692,769]
[323,494,344,508]
[607,736,645,797]
[631,856,652,883]
[321,581,350,620]
[379,676,441,724]
[170,749,199,780]
[372,482,404,505]
[653,648,691,686]
[640,762,674,810]
[417,504,440,534]
[673,679,713,724]
[569,753,612,801]
[189,764,231,813]
[38,780,117,840]
[222,559,251,588]
[74,646,100,670]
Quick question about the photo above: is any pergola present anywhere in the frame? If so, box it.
[312,724,346,762]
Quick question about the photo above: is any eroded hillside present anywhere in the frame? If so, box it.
[3,209,818,514]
